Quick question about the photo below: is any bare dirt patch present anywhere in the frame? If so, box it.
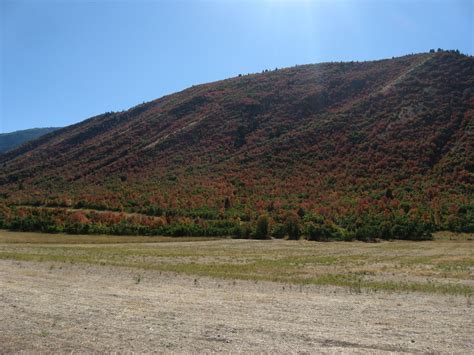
[1,259,472,353]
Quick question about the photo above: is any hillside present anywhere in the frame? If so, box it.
[0,51,472,239]
[0,128,59,154]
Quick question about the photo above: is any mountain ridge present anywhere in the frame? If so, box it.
[0,127,60,154]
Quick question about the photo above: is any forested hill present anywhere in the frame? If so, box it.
[0,128,59,154]
[0,51,472,239]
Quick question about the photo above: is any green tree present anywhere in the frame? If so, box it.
[286,217,300,240]
[297,207,305,218]
[224,197,231,210]
[255,215,269,239]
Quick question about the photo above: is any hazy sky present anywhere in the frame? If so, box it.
[1,0,472,133]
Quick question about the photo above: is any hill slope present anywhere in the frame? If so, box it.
[0,51,472,239]
[0,127,59,154]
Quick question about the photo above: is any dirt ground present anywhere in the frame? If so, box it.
[1,259,472,353]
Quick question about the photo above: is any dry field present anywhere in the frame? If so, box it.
[0,230,473,353]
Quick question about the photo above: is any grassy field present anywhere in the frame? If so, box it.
[0,230,472,296]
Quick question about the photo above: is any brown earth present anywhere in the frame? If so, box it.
[1,259,472,353]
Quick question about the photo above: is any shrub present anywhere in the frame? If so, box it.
[390,219,433,240]
[353,224,379,241]
[305,222,351,241]
[232,224,252,239]
[271,223,287,239]
[146,206,163,216]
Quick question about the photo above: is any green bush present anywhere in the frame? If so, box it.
[353,224,379,241]
[305,222,351,241]
[271,223,287,239]
[232,224,252,239]
[390,220,433,240]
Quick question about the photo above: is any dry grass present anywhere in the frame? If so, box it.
[0,230,472,295]
[433,231,474,241]
[2,259,472,353]
[0,230,218,244]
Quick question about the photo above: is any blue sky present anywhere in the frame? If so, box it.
[1,0,472,133]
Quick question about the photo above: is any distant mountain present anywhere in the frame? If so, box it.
[0,51,472,238]
[0,127,60,154]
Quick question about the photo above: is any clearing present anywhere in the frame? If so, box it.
[0,230,472,353]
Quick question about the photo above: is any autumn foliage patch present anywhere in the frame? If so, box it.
[0,51,472,240]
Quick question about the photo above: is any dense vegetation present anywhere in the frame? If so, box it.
[0,127,59,153]
[0,51,472,240]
